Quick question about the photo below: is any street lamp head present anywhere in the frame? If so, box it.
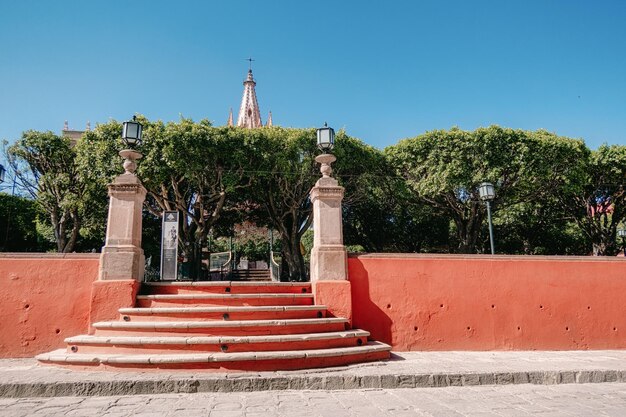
[316,122,335,153]
[122,115,143,148]
[0,164,5,183]
[478,182,496,201]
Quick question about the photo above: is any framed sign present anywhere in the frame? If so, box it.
[160,211,179,281]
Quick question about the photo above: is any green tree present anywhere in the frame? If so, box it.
[7,131,86,252]
[247,127,318,281]
[245,128,388,280]
[494,200,588,255]
[0,193,47,252]
[75,121,126,249]
[139,120,254,279]
[386,126,587,253]
[557,144,626,255]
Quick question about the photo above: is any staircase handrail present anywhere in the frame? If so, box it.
[209,251,232,273]
[270,250,281,281]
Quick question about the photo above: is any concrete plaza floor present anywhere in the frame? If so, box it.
[1,350,626,398]
[2,383,626,416]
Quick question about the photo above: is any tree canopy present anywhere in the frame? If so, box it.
[386,126,589,253]
[5,120,625,268]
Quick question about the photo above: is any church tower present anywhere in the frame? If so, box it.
[236,69,263,128]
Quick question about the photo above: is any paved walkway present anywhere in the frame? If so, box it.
[2,383,626,416]
[1,350,626,398]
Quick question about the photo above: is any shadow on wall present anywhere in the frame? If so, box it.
[348,258,393,345]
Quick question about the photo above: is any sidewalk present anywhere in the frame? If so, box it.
[2,350,626,398]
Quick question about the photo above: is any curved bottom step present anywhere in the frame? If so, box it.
[36,341,391,372]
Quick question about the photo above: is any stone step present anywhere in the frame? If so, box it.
[136,293,315,308]
[36,341,392,371]
[118,305,327,321]
[64,330,370,354]
[141,281,309,295]
[92,317,349,337]
[231,270,272,282]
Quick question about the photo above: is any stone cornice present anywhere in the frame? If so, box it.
[310,186,344,202]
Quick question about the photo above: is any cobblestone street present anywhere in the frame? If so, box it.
[1,383,625,417]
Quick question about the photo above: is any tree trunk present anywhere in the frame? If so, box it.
[62,212,80,253]
[453,203,485,254]
[454,218,481,253]
[280,233,307,281]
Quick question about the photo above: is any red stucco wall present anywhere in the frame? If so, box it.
[0,254,99,358]
[349,254,626,351]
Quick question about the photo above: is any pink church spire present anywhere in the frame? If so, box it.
[266,111,273,127]
[236,67,262,128]
[227,108,234,127]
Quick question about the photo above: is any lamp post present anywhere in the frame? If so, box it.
[618,228,626,256]
[479,182,496,255]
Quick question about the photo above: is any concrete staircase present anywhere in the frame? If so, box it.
[36,281,391,371]
[230,268,271,281]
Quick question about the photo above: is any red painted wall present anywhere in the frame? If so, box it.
[349,254,626,351]
[0,254,99,358]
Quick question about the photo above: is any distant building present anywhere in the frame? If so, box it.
[61,120,90,145]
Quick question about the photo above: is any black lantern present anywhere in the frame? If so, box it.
[316,122,335,153]
[122,115,143,148]
[0,164,5,183]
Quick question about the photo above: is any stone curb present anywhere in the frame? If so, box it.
[1,369,624,398]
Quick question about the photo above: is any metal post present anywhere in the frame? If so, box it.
[268,229,273,266]
[486,200,495,255]
[229,236,234,271]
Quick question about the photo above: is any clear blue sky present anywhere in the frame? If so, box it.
[0,0,625,153]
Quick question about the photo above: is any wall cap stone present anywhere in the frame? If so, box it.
[0,253,100,259]
[349,253,626,262]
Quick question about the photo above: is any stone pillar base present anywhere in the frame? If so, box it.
[313,280,352,326]
[98,246,145,281]
[310,245,347,281]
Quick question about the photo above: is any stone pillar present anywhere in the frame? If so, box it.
[90,150,146,328]
[98,150,147,281]
[310,154,348,281]
[310,153,352,323]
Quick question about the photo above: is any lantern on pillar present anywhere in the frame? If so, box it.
[316,123,335,153]
[122,116,143,148]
